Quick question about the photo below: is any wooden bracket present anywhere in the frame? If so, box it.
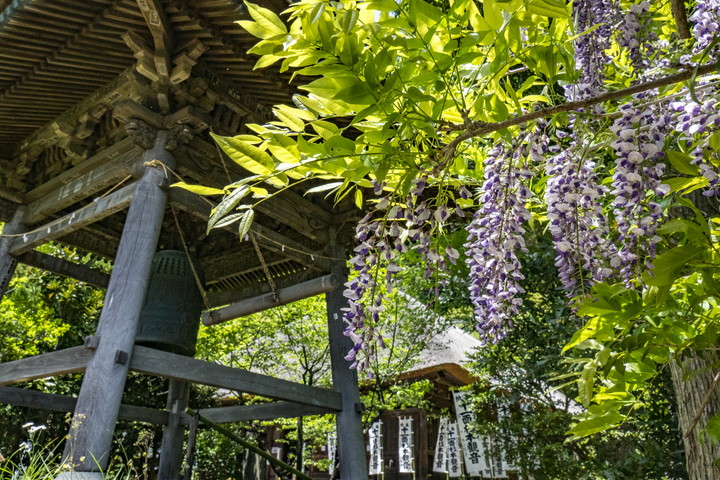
[114,350,129,365]
[84,335,101,350]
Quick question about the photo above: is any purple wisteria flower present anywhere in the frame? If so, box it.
[545,144,616,294]
[567,0,617,101]
[691,0,720,59]
[609,98,669,285]
[342,175,468,372]
[671,87,720,195]
[465,130,542,344]
[616,1,657,73]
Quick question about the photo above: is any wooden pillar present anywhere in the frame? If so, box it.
[157,379,190,479]
[325,239,369,480]
[60,130,175,475]
[0,206,26,301]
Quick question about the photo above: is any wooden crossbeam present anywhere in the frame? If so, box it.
[0,346,92,386]
[17,250,110,288]
[23,151,136,224]
[130,346,343,411]
[0,386,171,425]
[203,273,342,325]
[9,182,136,256]
[184,402,336,425]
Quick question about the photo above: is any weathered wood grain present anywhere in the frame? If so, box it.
[157,379,190,479]
[185,402,337,425]
[17,250,110,288]
[24,150,137,224]
[203,273,343,325]
[130,345,343,411]
[22,136,135,203]
[9,182,136,256]
[0,206,26,300]
[0,346,92,386]
[64,131,174,472]
[0,386,171,425]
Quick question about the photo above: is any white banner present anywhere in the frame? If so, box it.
[447,421,463,478]
[368,420,383,475]
[327,431,337,471]
[453,391,484,476]
[398,417,414,473]
[432,417,448,473]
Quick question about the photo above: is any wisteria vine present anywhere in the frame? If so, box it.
[338,0,720,369]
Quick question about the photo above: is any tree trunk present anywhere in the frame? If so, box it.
[670,351,720,480]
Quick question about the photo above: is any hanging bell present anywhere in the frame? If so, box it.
[135,250,204,357]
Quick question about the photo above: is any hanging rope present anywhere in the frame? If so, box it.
[170,205,212,311]
[249,232,278,301]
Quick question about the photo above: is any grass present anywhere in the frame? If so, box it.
[0,425,138,480]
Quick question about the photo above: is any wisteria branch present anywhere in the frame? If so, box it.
[440,62,719,162]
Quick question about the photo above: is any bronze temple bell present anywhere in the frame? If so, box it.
[135,250,204,357]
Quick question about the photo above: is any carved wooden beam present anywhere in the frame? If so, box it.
[13,71,148,160]
[24,137,136,203]
[9,182,136,256]
[23,149,137,225]
[205,267,320,308]
[130,346,343,411]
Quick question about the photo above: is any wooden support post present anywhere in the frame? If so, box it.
[61,130,175,474]
[0,206,26,300]
[325,239,368,480]
[157,379,190,480]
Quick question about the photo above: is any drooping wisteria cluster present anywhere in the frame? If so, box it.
[672,87,720,195]
[616,1,657,73]
[337,0,720,368]
[690,0,720,59]
[545,144,616,293]
[465,130,545,344]
[609,98,670,285]
[567,0,617,100]
[342,177,467,373]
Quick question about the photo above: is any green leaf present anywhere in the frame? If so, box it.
[246,2,287,35]
[304,181,344,194]
[212,133,287,188]
[568,410,624,437]
[667,150,701,176]
[643,245,704,287]
[237,208,255,240]
[208,185,250,234]
[527,0,570,18]
[171,182,225,196]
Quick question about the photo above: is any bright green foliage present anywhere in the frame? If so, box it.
[468,233,685,479]
[195,0,575,227]
[563,202,720,440]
